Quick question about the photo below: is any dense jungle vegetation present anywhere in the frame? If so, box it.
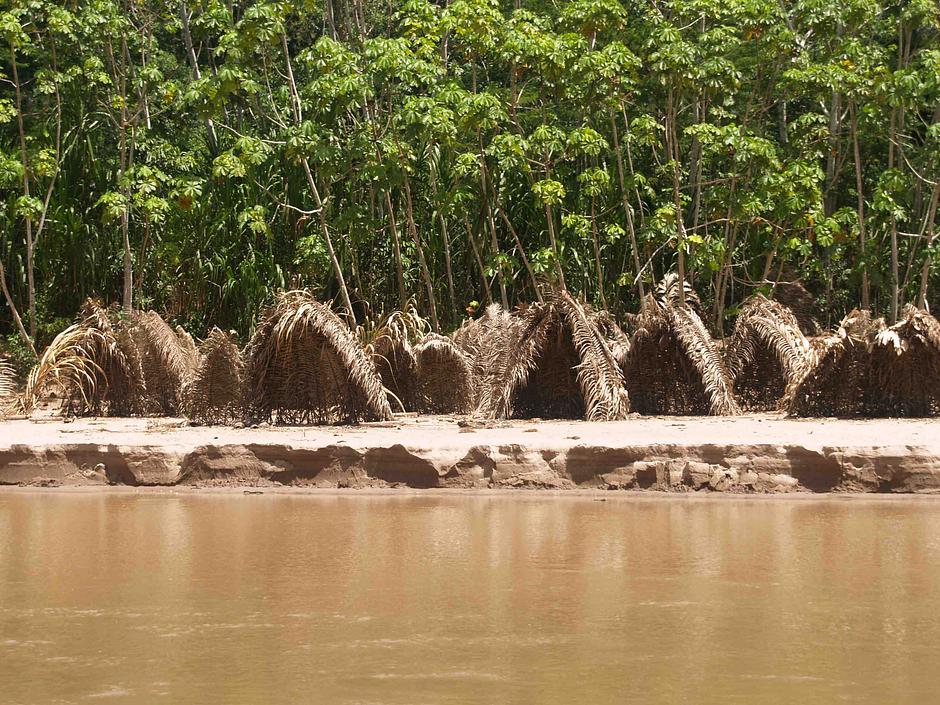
[1,0,939,367]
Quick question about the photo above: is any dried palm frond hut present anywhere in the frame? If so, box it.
[22,300,144,416]
[181,328,245,424]
[478,291,629,421]
[131,310,201,414]
[865,306,940,416]
[591,309,631,370]
[625,293,740,416]
[368,308,427,412]
[413,333,474,414]
[451,303,518,407]
[724,294,812,411]
[247,291,393,424]
[784,309,881,417]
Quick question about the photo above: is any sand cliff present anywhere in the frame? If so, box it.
[1,415,939,493]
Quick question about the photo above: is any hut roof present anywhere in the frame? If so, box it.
[182,328,245,425]
[414,333,474,414]
[247,290,393,424]
[626,293,740,416]
[784,309,883,417]
[22,300,144,416]
[725,294,811,411]
[478,291,629,421]
[131,310,200,414]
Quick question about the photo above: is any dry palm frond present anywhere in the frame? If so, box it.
[451,303,518,407]
[479,291,629,421]
[0,357,16,418]
[246,290,393,424]
[367,308,427,412]
[176,325,202,370]
[22,300,144,416]
[130,311,200,414]
[413,333,474,414]
[625,293,740,416]
[784,309,881,417]
[181,328,245,424]
[591,309,631,369]
[656,272,703,316]
[724,295,812,411]
[865,306,940,416]
[0,357,14,398]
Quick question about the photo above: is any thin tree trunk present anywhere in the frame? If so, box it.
[0,259,35,357]
[480,162,509,309]
[180,1,218,151]
[666,88,687,306]
[850,103,870,309]
[383,189,407,308]
[401,172,440,330]
[917,184,940,309]
[463,214,493,305]
[544,203,566,290]
[590,200,607,309]
[609,110,645,305]
[495,204,542,302]
[10,46,35,339]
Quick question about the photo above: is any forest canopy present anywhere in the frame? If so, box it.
[1,0,938,364]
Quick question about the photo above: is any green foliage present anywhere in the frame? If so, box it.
[0,0,938,345]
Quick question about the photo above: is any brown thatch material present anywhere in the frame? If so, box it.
[22,300,144,416]
[725,294,811,411]
[246,290,393,424]
[413,333,474,414]
[591,309,631,369]
[478,291,629,420]
[451,303,518,407]
[625,293,740,416]
[865,306,940,416]
[181,328,245,424]
[656,272,703,317]
[0,357,13,398]
[784,309,881,417]
[130,310,200,415]
[368,309,427,412]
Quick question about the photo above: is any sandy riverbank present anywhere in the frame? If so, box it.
[1,414,939,492]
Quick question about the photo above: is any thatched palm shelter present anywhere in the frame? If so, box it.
[368,309,427,412]
[22,300,145,416]
[181,328,245,424]
[866,306,940,416]
[413,333,474,414]
[791,306,940,417]
[724,295,812,411]
[625,294,740,416]
[451,303,518,407]
[131,310,201,414]
[784,309,882,417]
[246,291,393,424]
[477,291,629,421]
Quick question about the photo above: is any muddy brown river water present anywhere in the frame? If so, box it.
[1,492,938,704]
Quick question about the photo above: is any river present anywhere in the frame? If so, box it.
[1,491,938,704]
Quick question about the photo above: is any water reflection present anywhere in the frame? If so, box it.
[1,493,938,704]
